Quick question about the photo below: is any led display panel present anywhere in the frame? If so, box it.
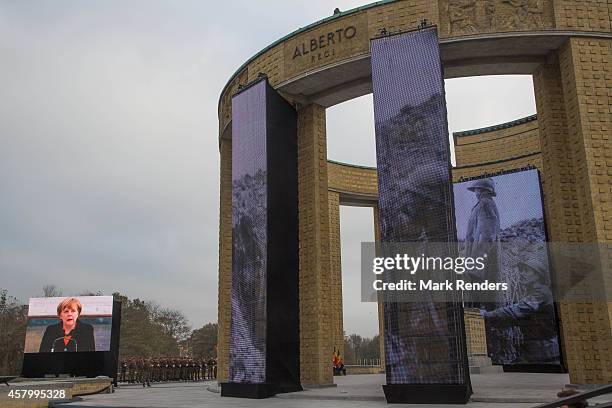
[230,80,268,384]
[453,169,562,370]
[371,27,471,402]
[22,296,121,381]
[24,296,113,353]
[225,77,300,398]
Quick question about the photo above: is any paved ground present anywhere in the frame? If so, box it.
[52,373,612,408]
[277,373,570,403]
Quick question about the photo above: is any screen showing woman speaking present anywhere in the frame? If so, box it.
[24,296,113,353]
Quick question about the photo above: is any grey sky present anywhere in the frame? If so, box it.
[0,0,536,337]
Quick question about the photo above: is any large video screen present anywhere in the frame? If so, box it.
[371,27,469,386]
[453,169,561,366]
[229,79,267,383]
[24,296,113,353]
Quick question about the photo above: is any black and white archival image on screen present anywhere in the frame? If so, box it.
[453,169,561,369]
[371,26,471,402]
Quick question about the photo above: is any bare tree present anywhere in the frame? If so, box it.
[151,304,192,342]
[0,289,27,375]
[78,290,103,296]
[41,285,62,298]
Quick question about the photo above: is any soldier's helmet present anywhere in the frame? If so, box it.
[467,178,496,196]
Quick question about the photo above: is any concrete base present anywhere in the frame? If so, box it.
[469,355,504,375]
[220,382,277,399]
[302,383,337,389]
[382,383,471,404]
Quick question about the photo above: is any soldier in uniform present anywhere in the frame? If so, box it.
[153,358,161,382]
[178,358,184,381]
[134,358,142,385]
[143,358,152,387]
[202,358,208,380]
[198,358,204,381]
[190,358,197,381]
[183,358,189,381]
[481,257,560,364]
[162,357,168,382]
[206,357,214,379]
[128,358,136,383]
[120,359,127,382]
[172,358,178,381]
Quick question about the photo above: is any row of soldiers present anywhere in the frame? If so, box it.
[119,357,217,386]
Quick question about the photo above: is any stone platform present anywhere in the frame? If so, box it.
[277,373,569,403]
[50,372,612,407]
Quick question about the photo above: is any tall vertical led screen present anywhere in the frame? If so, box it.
[229,78,267,388]
[371,27,471,403]
[453,169,562,372]
[222,77,300,398]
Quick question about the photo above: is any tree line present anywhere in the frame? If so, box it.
[0,287,217,376]
[343,333,381,365]
[0,285,383,376]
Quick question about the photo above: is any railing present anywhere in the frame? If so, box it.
[531,384,612,408]
[352,358,380,366]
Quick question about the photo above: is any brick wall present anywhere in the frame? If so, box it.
[216,139,232,382]
[553,0,611,32]
[454,120,541,167]
[328,161,378,196]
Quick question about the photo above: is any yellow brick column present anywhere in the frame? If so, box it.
[298,104,334,386]
[328,191,345,359]
[533,37,612,384]
[533,60,576,371]
[373,205,385,371]
[558,37,612,384]
[216,139,232,382]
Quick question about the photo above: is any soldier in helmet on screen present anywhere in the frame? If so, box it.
[462,177,502,309]
[481,257,560,364]
[464,178,501,280]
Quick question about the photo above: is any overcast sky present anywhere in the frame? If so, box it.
[0,1,536,337]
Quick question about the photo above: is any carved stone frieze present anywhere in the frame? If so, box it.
[443,0,552,36]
